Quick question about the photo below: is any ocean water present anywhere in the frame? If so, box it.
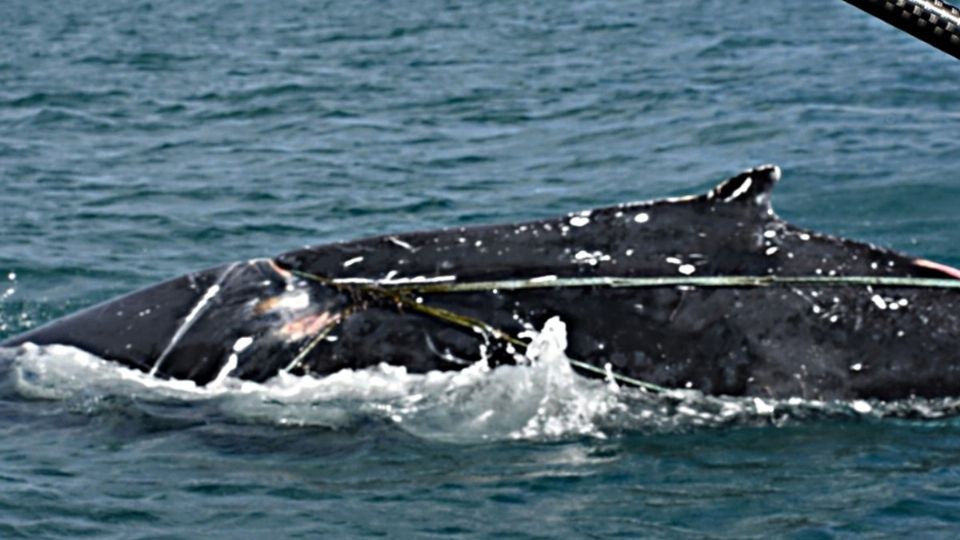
[2,0,960,537]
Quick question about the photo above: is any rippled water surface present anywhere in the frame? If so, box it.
[2,0,960,537]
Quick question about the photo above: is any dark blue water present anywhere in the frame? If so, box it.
[2,0,960,537]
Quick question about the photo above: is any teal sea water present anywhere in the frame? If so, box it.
[2,0,960,537]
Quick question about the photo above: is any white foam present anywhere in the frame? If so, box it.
[7,319,960,440]
[6,319,621,441]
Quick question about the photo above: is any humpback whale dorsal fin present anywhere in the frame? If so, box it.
[708,164,781,208]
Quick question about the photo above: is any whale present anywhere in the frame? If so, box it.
[3,165,960,401]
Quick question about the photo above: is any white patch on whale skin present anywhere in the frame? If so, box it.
[568,211,591,228]
[677,264,696,275]
[208,354,240,387]
[529,275,558,283]
[573,250,610,266]
[870,295,887,310]
[331,277,376,285]
[379,275,457,285]
[342,256,364,268]
[661,195,698,203]
[334,274,457,286]
[149,262,241,376]
[184,285,221,325]
[723,176,752,202]
[387,236,416,251]
[233,336,254,353]
[634,212,650,224]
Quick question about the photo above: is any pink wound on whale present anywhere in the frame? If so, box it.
[913,258,960,280]
[280,311,341,341]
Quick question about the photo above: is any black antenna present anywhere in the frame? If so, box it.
[842,0,960,60]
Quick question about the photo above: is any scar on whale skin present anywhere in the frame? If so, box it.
[279,311,342,341]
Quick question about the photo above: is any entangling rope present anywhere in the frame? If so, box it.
[389,274,960,294]
[286,269,960,391]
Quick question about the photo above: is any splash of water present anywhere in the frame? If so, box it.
[0,271,21,334]
[5,317,624,441]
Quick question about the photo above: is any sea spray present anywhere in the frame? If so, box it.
[5,318,621,441]
[7,319,960,441]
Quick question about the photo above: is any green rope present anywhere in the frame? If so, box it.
[383,292,668,393]
[288,269,668,391]
[393,275,960,294]
[285,269,960,393]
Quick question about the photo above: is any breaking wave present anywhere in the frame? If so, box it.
[4,317,960,442]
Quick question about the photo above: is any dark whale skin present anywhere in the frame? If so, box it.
[4,165,960,401]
